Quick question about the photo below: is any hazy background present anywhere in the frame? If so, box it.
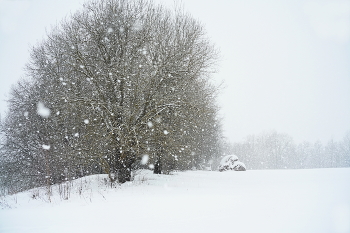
[0,0,349,144]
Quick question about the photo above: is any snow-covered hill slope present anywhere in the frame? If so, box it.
[1,168,349,233]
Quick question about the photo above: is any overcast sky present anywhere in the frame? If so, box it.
[0,0,349,144]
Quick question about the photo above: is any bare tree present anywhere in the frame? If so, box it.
[230,130,350,170]
[1,0,221,189]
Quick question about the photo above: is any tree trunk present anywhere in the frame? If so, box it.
[116,153,134,183]
[118,167,131,183]
[154,159,162,174]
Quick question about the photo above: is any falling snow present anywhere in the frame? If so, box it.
[141,154,149,165]
[36,102,51,118]
[42,144,50,150]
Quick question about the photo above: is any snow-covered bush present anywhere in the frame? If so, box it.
[218,155,246,171]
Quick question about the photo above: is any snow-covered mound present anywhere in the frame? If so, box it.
[0,170,157,208]
[1,168,350,233]
[218,154,246,171]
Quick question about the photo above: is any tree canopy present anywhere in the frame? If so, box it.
[0,0,222,192]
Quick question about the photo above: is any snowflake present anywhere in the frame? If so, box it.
[37,102,51,118]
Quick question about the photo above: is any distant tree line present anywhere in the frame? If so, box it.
[0,0,222,194]
[227,131,350,170]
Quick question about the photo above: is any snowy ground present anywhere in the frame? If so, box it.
[1,168,350,233]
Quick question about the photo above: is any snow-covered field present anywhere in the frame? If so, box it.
[1,168,350,233]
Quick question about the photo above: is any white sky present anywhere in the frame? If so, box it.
[0,0,349,144]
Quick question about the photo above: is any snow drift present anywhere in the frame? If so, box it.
[1,168,350,233]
